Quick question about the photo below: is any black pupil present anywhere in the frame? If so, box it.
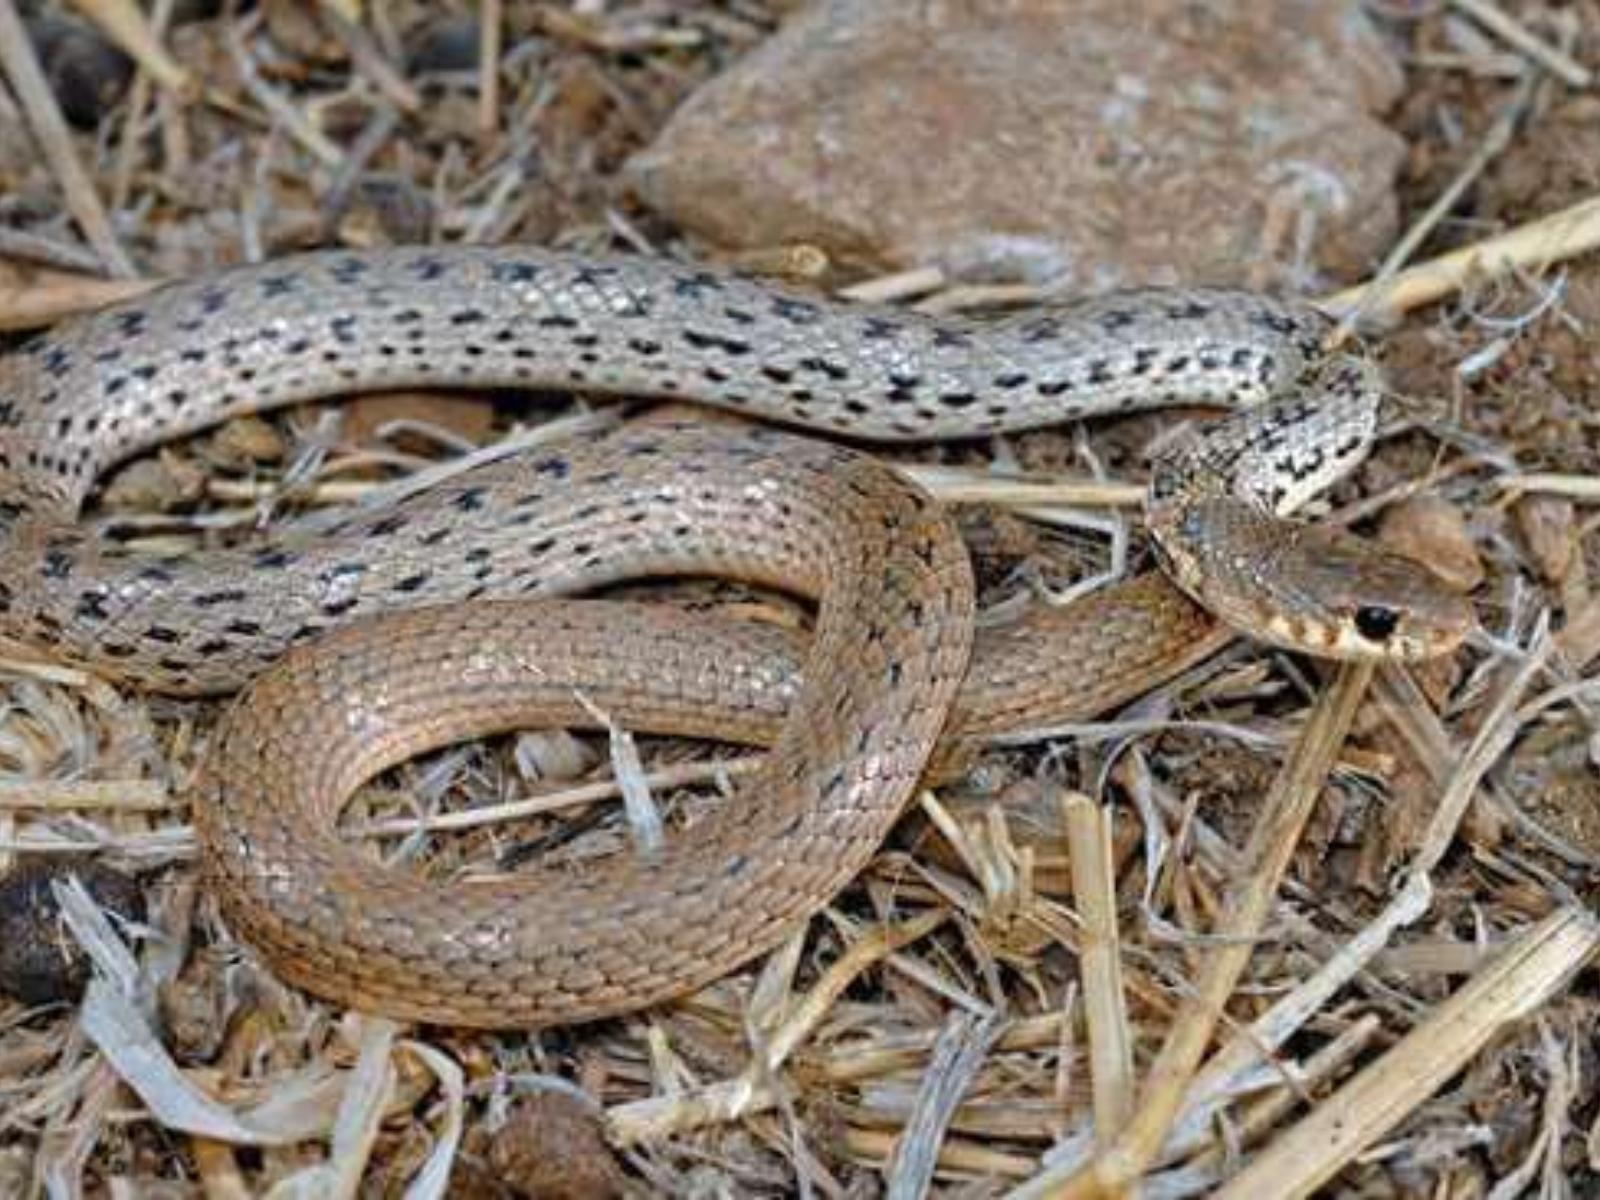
[1354,605,1400,641]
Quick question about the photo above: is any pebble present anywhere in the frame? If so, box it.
[0,858,145,1006]
[1514,493,1576,583]
[487,1091,623,1199]
[27,16,134,130]
[1379,495,1485,593]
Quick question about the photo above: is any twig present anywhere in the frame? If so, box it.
[1061,792,1134,1147]
[224,17,345,171]
[316,1,421,115]
[0,226,107,274]
[479,0,502,144]
[1176,1014,1382,1181]
[1449,0,1592,88]
[1335,66,1541,339]
[0,0,138,278]
[350,754,763,838]
[108,0,178,211]
[1319,192,1600,319]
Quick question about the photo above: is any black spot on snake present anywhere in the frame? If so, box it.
[75,591,110,621]
[409,256,448,281]
[113,311,147,338]
[798,356,848,381]
[770,297,820,325]
[683,330,750,356]
[489,260,540,283]
[196,588,249,606]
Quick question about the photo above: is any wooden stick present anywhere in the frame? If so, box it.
[1319,193,1600,319]
[1062,792,1134,1147]
[1449,0,1591,87]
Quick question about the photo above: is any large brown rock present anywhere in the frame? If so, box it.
[629,0,1405,289]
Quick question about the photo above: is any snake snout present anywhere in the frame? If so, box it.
[1267,525,1477,662]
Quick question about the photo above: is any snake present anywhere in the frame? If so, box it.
[0,246,1474,1027]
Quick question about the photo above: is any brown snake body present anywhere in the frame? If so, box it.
[0,247,1473,1026]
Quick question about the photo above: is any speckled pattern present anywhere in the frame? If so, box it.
[0,247,1474,1026]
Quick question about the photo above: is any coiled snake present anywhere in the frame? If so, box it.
[0,248,1472,1027]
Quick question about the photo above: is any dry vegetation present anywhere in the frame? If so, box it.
[1,1,1600,1196]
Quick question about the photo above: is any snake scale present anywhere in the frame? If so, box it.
[0,247,1473,1027]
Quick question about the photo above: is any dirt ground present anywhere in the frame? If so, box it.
[1,2,1599,1197]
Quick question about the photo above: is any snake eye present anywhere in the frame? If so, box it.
[1354,605,1400,642]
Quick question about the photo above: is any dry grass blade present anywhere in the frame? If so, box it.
[884,1009,1004,1199]
[1413,615,1556,877]
[1448,0,1592,86]
[1213,907,1600,1199]
[1175,1013,1382,1184]
[1319,192,1600,319]
[1061,791,1133,1146]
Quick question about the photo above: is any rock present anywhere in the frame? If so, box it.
[0,858,145,1006]
[629,0,1404,288]
[406,16,481,73]
[486,1091,623,1199]
[1514,493,1576,583]
[27,16,134,130]
[1378,495,1484,593]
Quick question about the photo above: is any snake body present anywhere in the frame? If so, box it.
[0,247,1473,1027]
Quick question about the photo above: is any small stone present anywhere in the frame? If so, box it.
[209,416,286,466]
[515,731,600,784]
[0,858,145,1006]
[102,454,207,512]
[407,17,481,73]
[486,1091,623,1200]
[334,174,436,247]
[1378,496,1484,593]
[262,0,344,64]
[27,16,134,130]
[629,0,1404,287]
[1514,494,1576,583]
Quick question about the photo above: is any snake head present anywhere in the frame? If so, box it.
[1154,500,1476,663]
[1250,522,1476,661]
